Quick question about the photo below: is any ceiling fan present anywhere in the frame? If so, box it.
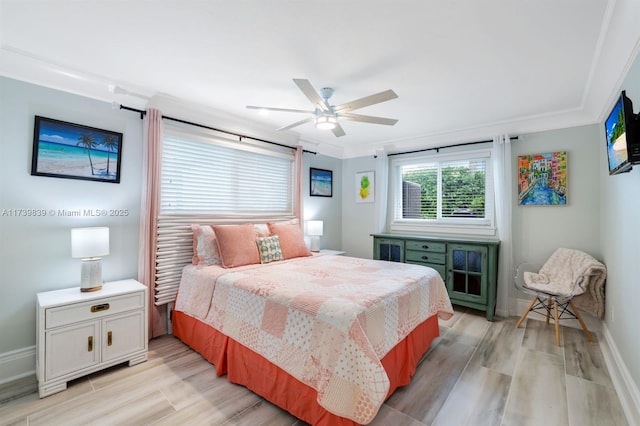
[247,79,398,137]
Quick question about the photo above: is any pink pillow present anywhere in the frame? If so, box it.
[267,222,312,259]
[191,224,221,266]
[212,224,261,268]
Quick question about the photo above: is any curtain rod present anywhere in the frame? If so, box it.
[385,136,519,157]
[119,105,317,155]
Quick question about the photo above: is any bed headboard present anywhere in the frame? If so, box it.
[153,214,297,305]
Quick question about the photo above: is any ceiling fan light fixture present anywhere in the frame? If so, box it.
[315,114,337,130]
[247,79,398,137]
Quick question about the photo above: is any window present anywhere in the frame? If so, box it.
[152,122,297,305]
[391,149,495,235]
[162,122,295,215]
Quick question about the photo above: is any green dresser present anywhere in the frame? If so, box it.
[372,233,500,320]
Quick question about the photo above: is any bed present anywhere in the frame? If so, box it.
[172,223,453,425]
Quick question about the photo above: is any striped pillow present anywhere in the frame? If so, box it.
[256,235,284,264]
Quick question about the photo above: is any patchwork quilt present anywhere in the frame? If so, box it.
[175,254,453,424]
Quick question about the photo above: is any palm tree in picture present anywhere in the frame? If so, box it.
[77,133,98,175]
[101,134,119,177]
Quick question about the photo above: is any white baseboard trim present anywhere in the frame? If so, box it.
[0,346,36,386]
[601,323,640,426]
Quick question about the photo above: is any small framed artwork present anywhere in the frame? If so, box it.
[31,116,123,183]
[517,151,567,206]
[310,167,333,197]
[356,171,374,203]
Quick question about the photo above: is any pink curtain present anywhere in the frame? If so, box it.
[294,146,303,228]
[139,108,166,339]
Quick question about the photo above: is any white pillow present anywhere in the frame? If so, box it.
[191,224,221,266]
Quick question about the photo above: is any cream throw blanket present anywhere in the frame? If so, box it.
[523,248,607,318]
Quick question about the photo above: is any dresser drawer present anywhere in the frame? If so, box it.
[405,241,446,253]
[406,250,446,264]
[45,292,144,329]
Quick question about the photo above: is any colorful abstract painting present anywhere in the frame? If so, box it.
[517,151,567,206]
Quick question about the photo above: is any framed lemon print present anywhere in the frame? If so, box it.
[356,171,374,203]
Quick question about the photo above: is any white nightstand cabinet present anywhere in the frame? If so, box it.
[36,279,148,398]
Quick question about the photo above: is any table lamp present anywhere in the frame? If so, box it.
[71,227,109,292]
[307,220,323,252]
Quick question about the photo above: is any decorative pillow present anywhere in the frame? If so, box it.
[191,224,221,266]
[267,221,312,259]
[253,223,270,238]
[256,235,284,264]
[212,223,261,268]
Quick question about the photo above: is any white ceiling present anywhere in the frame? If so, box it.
[1,0,639,158]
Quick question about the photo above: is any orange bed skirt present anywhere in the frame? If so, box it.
[173,310,440,425]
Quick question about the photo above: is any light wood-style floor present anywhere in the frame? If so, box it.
[0,307,628,425]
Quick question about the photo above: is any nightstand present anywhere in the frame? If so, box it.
[319,249,346,256]
[36,279,148,398]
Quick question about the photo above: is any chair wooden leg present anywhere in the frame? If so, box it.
[553,301,561,346]
[516,296,537,329]
[569,300,594,342]
[546,298,552,325]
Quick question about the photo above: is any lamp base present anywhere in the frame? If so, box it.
[310,236,320,252]
[80,257,103,292]
[81,284,103,293]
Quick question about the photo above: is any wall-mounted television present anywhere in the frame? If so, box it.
[604,90,640,175]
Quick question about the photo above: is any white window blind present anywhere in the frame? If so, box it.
[162,125,294,215]
[391,149,494,235]
[153,122,296,305]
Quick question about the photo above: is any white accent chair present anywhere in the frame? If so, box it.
[514,262,594,346]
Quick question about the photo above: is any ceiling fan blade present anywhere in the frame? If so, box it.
[276,116,315,131]
[246,105,314,114]
[339,112,398,126]
[293,79,330,112]
[332,123,346,137]
[334,89,398,113]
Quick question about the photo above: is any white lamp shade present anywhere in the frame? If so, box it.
[72,227,110,259]
[307,220,324,236]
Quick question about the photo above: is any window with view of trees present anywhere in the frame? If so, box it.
[392,151,493,230]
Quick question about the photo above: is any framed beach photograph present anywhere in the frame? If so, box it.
[31,116,123,183]
[356,171,374,203]
[517,151,567,206]
[310,167,332,197]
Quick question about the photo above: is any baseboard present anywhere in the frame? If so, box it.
[0,345,36,385]
[601,323,640,426]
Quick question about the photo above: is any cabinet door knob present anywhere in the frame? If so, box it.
[421,255,429,260]
[107,331,113,346]
[88,336,93,352]
[422,245,429,249]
